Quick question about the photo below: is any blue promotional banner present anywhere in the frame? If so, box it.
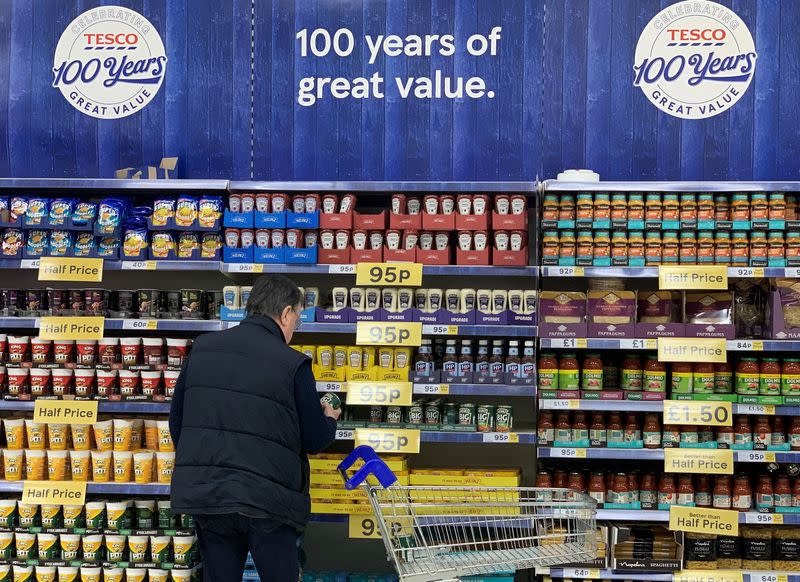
[0,0,797,181]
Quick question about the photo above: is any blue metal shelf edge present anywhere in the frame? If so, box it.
[546,568,671,581]
[229,181,537,192]
[0,178,229,190]
[542,180,800,192]
[0,482,170,495]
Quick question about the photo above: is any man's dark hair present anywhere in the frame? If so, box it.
[246,274,303,318]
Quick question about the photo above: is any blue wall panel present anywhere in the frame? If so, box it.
[0,0,798,180]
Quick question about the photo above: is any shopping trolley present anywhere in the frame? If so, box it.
[338,446,597,582]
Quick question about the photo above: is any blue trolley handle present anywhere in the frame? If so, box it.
[338,445,398,490]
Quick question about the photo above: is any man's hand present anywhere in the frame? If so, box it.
[322,403,342,421]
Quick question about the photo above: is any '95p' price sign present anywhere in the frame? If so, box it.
[355,262,422,286]
[355,428,420,454]
[356,322,422,346]
[346,382,412,406]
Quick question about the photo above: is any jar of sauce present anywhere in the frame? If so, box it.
[678,475,695,506]
[593,230,611,262]
[582,353,603,391]
[790,417,800,451]
[698,194,715,220]
[696,475,712,507]
[663,194,680,220]
[572,411,589,442]
[621,354,643,391]
[697,230,715,263]
[611,232,628,263]
[679,193,697,221]
[735,415,753,446]
[644,356,666,392]
[567,471,585,495]
[628,194,645,220]
[538,353,559,390]
[624,413,641,442]
[576,230,594,261]
[560,230,577,261]
[658,474,676,507]
[751,193,769,220]
[770,193,787,220]
[640,473,658,505]
[732,475,752,511]
[782,358,800,396]
[559,195,576,221]
[786,231,800,263]
[750,231,768,263]
[693,363,715,394]
[645,232,662,264]
[760,358,781,395]
[775,475,792,507]
[736,358,760,395]
[753,415,773,448]
[662,230,680,263]
[594,194,611,220]
[682,425,699,444]
[643,413,661,449]
[731,231,749,264]
[773,416,786,446]
[611,194,628,220]
[628,473,640,502]
[714,362,733,393]
[538,411,555,444]
[607,413,624,444]
[542,231,560,262]
[755,475,773,510]
[768,231,785,261]
[588,472,606,504]
[558,354,580,391]
[555,412,572,443]
[716,424,735,448]
[590,412,607,446]
[731,194,750,221]
[671,362,693,394]
[714,476,732,509]
[794,476,800,507]
[628,231,645,262]
[715,232,732,264]
[662,424,681,447]
[679,231,697,264]
[645,194,662,220]
[714,195,730,221]
[613,473,630,504]
[576,194,594,220]
[536,470,552,488]
[542,195,559,221]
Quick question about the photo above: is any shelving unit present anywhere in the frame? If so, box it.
[334,429,536,445]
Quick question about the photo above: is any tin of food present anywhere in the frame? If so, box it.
[385,406,402,425]
[459,403,476,427]
[180,290,205,320]
[405,402,423,425]
[477,404,496,432]
[368,406,383,423]
[495,405,513,432]
[136,290,162,319]
[319,392,341,410]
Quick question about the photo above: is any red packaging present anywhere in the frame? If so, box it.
[419,232,434,250]
[29,368,51,396]
[95,369,118,396]
[255,229,271,249]
[224,228,240,249]
[391,194,407,215]
[98,338,119,366]
[118,369,140,395]
[440,195,455,215]
[51,369,73,396]
[255,193,271,213]
[166,338,191,367]
[322,195,338,214]
[7,336,29,364]
[53,340,74,365]
[407,197,422,215]
[494,231,510,251]
[271,193,289,213]
[457,195,473,216]
[369,232,384,250]
[75,340,97,366]
[228,194,242,213]
[164,370,180,398]
[495,195,511,215]
[352,230,368,250]
[73,369,95,397]
[285,229,302,248]
[0,366,5,390]
[320,230,335,250]
[6,368,29,395]
[240,230,255,248]
[119,338,141,366]
[511,195,528,215]
[473,195,489,216]
[31,339,52,365]
[140,371,162,396]
[305,194,320,213]
[240,193,256,213]
[339,194,356,213]
[335,230,350,250]
[385,230,401,250]
[457,231,473,251]
[271,230,285,248]
[0,334,7,362]
[292,195,306,213]
[423,195,439,215]
[435,232,450,251]
[403,230,419,250]
[474,230,489,251]
[510,230,527,251]
[142,338,165,366]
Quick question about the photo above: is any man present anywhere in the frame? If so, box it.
[169,274,340,581]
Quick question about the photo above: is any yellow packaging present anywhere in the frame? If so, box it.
[58,566,79,582]
[145,570,168,582]
[410,474,520,487]
[133,451,154,484]
[0,500,16,527]
[39,505,61,529]
[155,421,173,453]
[78,567,101,582]
[4,419,25,450]
[333,346,348,369]
[143,421,158,451]
[104,536,126,562]
[112,452,133,483]
[60,535,81,561]
[100,570,122,582]
[35,566,56,582]
[112,419,133,452]
[36,533,59,560]
[62,506,84,529]
[105,502,129,531]
[172,535,196,565]
[131,420,143,450]
[155,452,174,484]
[316,345,333,369]
[362,347,376,369]
[24,421,47,451]
[4,449,24,481]
[411,469,464,476]
[309,455,408,472]
[393,348,412,370]
[90,451,112,483]
[92,421,113,452]
[170,570,192,582]
[149,536,171,563]
[310,501,371,515]
[46,450,68,481]
[0,531,14,555]
[24,449,46,480]
[123,569,146,582]
[46,424,69,451]
[69,451,91,482]
[13,565,33,582]
[69,425,92,451]
[347,346,363,370]
[15,532,36,558]
[127,536,149,562]
[17,503,39,527]
[378,347,394,369]
[464,468,521,477]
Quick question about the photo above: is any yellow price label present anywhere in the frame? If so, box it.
[765,451,776,463]
[346,382,412,406]
[348,515,382,539]
[669,505,738,537]
[745,512,783,525]
[663,400,732,426]
[355,262,423,286]
[33,400,98,425]
[38,316,105,340]
[730,339,764,351]
[549,399,580,409]
[38,257,103,282]
[664,448,734,475]
[737,404,775,415]
[355,428,420,453]
[658,337,726,363]
[659,265,728,290]
[22,481,87,506]
[672,570,743,582]
[356,322,422,346]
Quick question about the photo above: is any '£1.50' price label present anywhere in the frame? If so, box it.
[356,322,422,346]
[346,382,412,406]
[354,428,420,454]
[663,400,732,426]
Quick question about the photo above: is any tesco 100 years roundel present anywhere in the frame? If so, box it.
[633,0,757,120]
[52,6,167,120]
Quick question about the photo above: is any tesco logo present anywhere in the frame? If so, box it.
[83,33,139,46]
[667,29,726,42]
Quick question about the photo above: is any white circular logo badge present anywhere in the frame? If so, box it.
[633,0,757,120]
[52,6,167,119]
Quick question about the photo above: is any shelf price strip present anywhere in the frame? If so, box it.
[672,571,743,582]
[663,400,732,426]
[356,322,422,346]
[346,382,412,406]
[120,260,158,270]
[560,568,599,579]
[38,257,103,282]
[355,262,423,286]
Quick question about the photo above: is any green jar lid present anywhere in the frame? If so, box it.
[663,194,679,201]
[612,232,627,239]
[698,230,714,237]
[732,193,749,200]
[770,192,785,200]
[699,193,714,201]
[543,230,558,236]
[715,232,731,240]
[680,231,695,239]
[646,193,662,200]
[629,194,644,201]
[595,230,610,236]
[577,230,593,236]
[595,193,610,200]
[577,193,593,200]
[752,193,767,200]
[646,232,661,239]
[611,194,627,201]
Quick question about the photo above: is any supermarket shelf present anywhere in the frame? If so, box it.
[229,180,537,193]
[596,509,669,521]
[0,401,170,414]
[222,263,538,277]
[542,180,800,192]
[0,178,229,190]
[541,266,800,278]
[308,514,349,523]
[735,450,800,463]
[540,337,800,352]
[544,568,671,581]
[414,383,536,396]
[0,259,222,271]
[538,400,663,412]
[0,482,170,495]
[0,317,38,329]
[537,447,664,460]
[289,323,536,337]
[728,340,800,351]
[335,429,536,444]
[0,318,224,332]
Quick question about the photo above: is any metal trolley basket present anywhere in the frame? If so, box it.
[339,446,597,582]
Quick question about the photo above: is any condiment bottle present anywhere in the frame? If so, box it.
[644,356,666,392]
[735,415,753,446]
[714,362,733,393]
[677,475,695,506]
[753,415,773,448]
[714,476,732,509]
[768,231,785,262]
[697,230,715,263]
[750,230,768,263]
[590,412,607,447]
[681,425,699,444]
[714,194,730,221]
[458,341,474,377]
[679,231,697,264]
[731,231,749,264]
[588,472,606,505]
[538,353,558,390]
[775,475,792,507]
[489,341,505,376]
[542,195,559,221]
[611,232,628,263]
[671,362,693,394]
[786,231,800,264]
[593,230,611,261]
[645,194,662,220]
[769,193,786,220]
[715,232,732,264]
[783,358,800,396]
[559,230,576,261]
[572,411,589,442]
[640,473,658,506]
[567,471,586,498]
[662,230,680,263]
[576,194,594,220]
[662,424,681,448]
[538,411,555,445]
[716,424,735,448]
[628,194,645,220]
[773,416,786,446]
[643,413,661,449]
[698,193,715,220]
[558,195,576,221]
[731,194,750,221]
[624,413,641,442]
[594,194,611,220]
[628,473,640,503]
[576,230,594,261]
[581,353,603,391]
[628,230,645,263]
[558,354,580,391]
[475,340,490,376]
[679,193,697,221]
[621,354,643,391]
[732,474,752,511]
[736,358,760,395]
[610,472,627,504]
[645,232,662,265]
[789,417,800,451]
[696,475,712,507]
[607,413,624,444]
[760,358,781,395]
[505,341,521,377]
[414,341,434,376]
[693,362,715,394]
[755,475,773,510]
[662,194,679,220]
[611,194,628,220]
[442,340,458,376]
[521,341,535,379]
[751,193,769,220]
[658,474,676,507]
[555,412,572,443]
